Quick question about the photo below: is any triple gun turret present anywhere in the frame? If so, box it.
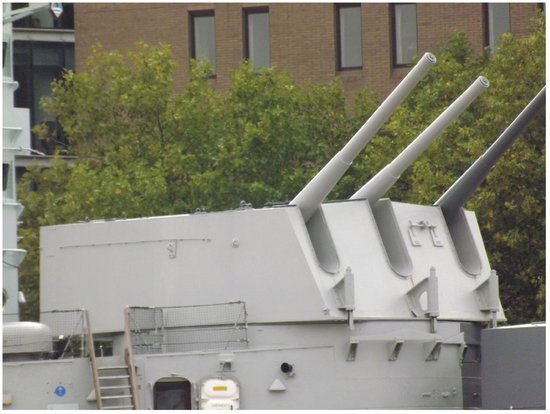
[291,52,544,227]
[290,52,437,222]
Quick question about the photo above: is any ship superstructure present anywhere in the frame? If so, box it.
[2,47,546,409]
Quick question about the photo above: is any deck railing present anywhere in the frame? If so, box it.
[126,301,249,354]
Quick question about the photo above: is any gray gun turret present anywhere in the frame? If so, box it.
[435,86,546,221]
[434,86,545,276]
[350,76,490,203]
[10,55,544,410]
[290,52,437,222]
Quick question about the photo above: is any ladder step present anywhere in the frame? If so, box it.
[99,375,130,380]
[101,394,133,400]
[100,385,131,391]
[91,357,135,409]
[102,405,135,410]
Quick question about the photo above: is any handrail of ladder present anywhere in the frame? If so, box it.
[124,307,141,410]
[84,309,103,410]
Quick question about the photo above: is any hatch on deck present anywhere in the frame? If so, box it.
[153,377,192,410]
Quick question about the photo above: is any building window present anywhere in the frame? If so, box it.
[3,37,11,78]
[244,8,270,69]
[190,10,216,73]
[392,4,417,66]
[3,41,7,65]
[13,41,74,154]
[12,3,74,29]
[336,4,362,70]
[485,3,510,51]
[3,163,10,193]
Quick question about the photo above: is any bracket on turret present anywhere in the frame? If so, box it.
[346,339,359,362]
[408,220,443,247]
[388,338,404,361]
[346,330,465,363]
[474,269,500,327]
[424,338,443,361]
[333,267,356,330]
[406,268,439,313]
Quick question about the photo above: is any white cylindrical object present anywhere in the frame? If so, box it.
[3,322,52,355]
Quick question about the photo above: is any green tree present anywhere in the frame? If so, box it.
[18,14,544,324]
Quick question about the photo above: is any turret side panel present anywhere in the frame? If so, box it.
[3,359,96,409]
[392,203,504,321]
[321,201,414,317]
[40,209,327,332]
[321,200,504,321]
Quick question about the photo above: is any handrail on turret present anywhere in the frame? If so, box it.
[124,307,141,410]
[290,52,437,222]
[84,309,103,410]
[350,76,490,203]
[435,86,546,221]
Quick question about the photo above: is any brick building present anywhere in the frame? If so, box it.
[75,3,542,102]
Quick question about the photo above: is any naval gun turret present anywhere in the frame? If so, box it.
[6,54,545,409]
[351,76,490,203]
[434,86,546,277]
[436,86,546,217]
[291,52,437,222]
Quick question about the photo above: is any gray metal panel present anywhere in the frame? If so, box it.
[2,359,96,409]
[321,199,502,321]
[481,324,545,409]
[40,208,329,332]
[321,200,413,318]
[41,197,503,332]
[134,320,467,409]
[460,322,482,408]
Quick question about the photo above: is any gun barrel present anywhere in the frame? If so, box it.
[290,52,437,222]
[351,76,490,203]
[435,86,546,220]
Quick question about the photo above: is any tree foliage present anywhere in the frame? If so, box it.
[18,15,545,323]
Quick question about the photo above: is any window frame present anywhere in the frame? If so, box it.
[483,3,511,51]
[12,3,74,30]
[391,3,418,67]
[243,6,270,69]
[13,40,74,154]
[335,3,363,71]
[3,163,11,194]
[189,9,217,74]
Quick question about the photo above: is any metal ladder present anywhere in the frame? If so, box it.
[85,311,139,409]
[95,365,135,410]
